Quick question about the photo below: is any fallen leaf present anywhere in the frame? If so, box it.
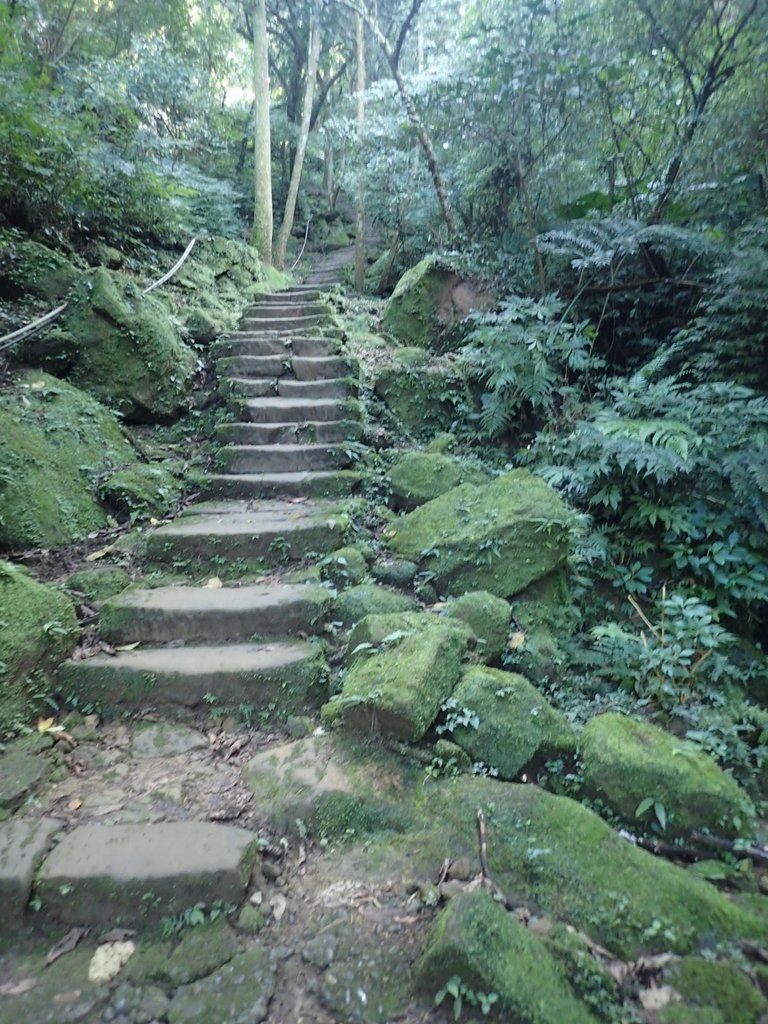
[30,380,46,390]
[115,641,141,652]
[149,517,160,526]
[88,941,135,984]
[639,986,679,1011]
[508,631,526,651]
[37,717,55,733]
[203,576,224,589]
[270,894,287,922]
[46,927,89,965]
[0,978,37,996]
[67,798,83,811]
[86,545,114,562]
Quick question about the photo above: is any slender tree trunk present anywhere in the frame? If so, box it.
[251,0,273,263]
[324,127,334,206]
[274,1,322,269]
[354,11,366,292]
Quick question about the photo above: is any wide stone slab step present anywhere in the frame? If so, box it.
[58,640,326,711]
[244,302,327,319]
[216,354,287,377]
[201,470,364,501]
[290,354,356,380]
[216,419,363,445]
[222,377,276,399]
[215,335,339,358]
[0,818,63,929]
[37,823,258,926]
[99,583,332,644]
[217,443,352,474]
[241,313,326,331]
[257,286,322,301]
[242,397,356,423]
[277,378,355,400]
[145,501,349,565]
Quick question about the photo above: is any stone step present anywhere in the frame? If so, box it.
[222,377,276,399]
[215,335,339,358]
[258,287,322,301]
[244,302,327,319]
[58,640,326,712]
[37,822,258,925]
[216,354,288,377]
[145,501,349,565]
[216,419,363,445]
[200,471,364,501]
[277,378,354,400]
[216,443,352,474]
[242,397,356,423]
[99,583,332,644]
[241,314,327,332]
[292,355,357,380]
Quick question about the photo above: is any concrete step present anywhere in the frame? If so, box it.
[292,355,357,380]
[277,378,355,400]
[99,583,332,644]
[58,640,326,712]
[215,354,288,377]
[216,420,363,445]
[37,822,258,926]
[242,397,357,423]
[244,302,327,319]
[145,501,349,566]
[200,471,364,501]
[216,443,352,474]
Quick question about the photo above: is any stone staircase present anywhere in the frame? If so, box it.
[9,283,368,933]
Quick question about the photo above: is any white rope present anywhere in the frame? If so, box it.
[0,237,198,354]
[290,219,312,271]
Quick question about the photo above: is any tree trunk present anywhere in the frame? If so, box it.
[274,1,322,269]
[251,0,273,263]
[354,11,366,292]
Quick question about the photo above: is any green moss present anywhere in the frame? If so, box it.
[417,890,598,1024]
[0,239,81,302]
[373,363,472,439]
[449,666,577,779]
[659,1007,724,1024]
[309,791,412,842]
[382,256,457,348]
[64,566,130,604]
[333,584,417,626]
[391,346,429,368]
[99,464,183,522]
[444,591,510,663]
[667,957,766,1024]
[323,616,472,741]
[320,546,368,587]
[387,469,572,598]
[0,371,137,549]
[344,611,474,665]
[581,713,755,839]
[386,452,488,511]
[545,925,624,1023]
[164,919,239,985]
[65,267,196,422]
[0,562,78,737]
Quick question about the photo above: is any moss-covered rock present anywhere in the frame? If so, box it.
[417,890,598,1024]
[372,362,473,439]
[323,615,472,741]
[344,611,474,666]
[65,267,196,422]
[666,957,766,1024]
[444,591,510,663]
[581,713,755,839]
[183,307,231,345]
[99,464,183,522]
[448,666,577,779]
[333,584,417,626]
[64,566,130,604]
[386,452,488,511]
[387,470,572,598]
[383,256,493,349]
[370,558,418,588]
[659,1007,724,1024]
[0,238,81,302]
[320,546,368,588]
[0,562,78,737]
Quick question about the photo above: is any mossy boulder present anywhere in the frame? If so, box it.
[417,890,598,1024]
[386,452,488,511]
[65,267,196,422]
[333,583,417,626]
[666,957,766,1024]
[0,562,78,737]
[0,371,137,549]
[344,611,474,666]
[64,566,130,604]
[448,666,577,779]
[99,464,183,522]
[383,256,493,349]
[320,546,368,588]
[581,713,755,839]
[370,558,417,588]
[372,361,473,439]
[387,470,572,598]
[444,591,510,663]
[323,615,472,741]
[183,307,231,345]
[0,238,81,302]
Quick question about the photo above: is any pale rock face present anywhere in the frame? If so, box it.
[88,941,136,984]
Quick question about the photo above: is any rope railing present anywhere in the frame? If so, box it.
[0,237,198,355]
[290,218,312,271]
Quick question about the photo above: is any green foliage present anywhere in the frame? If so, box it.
[460,294,600,438]
[434,975,499,1019]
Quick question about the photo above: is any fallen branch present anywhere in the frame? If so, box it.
[476,808,519,913]
[691,831,768,866]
